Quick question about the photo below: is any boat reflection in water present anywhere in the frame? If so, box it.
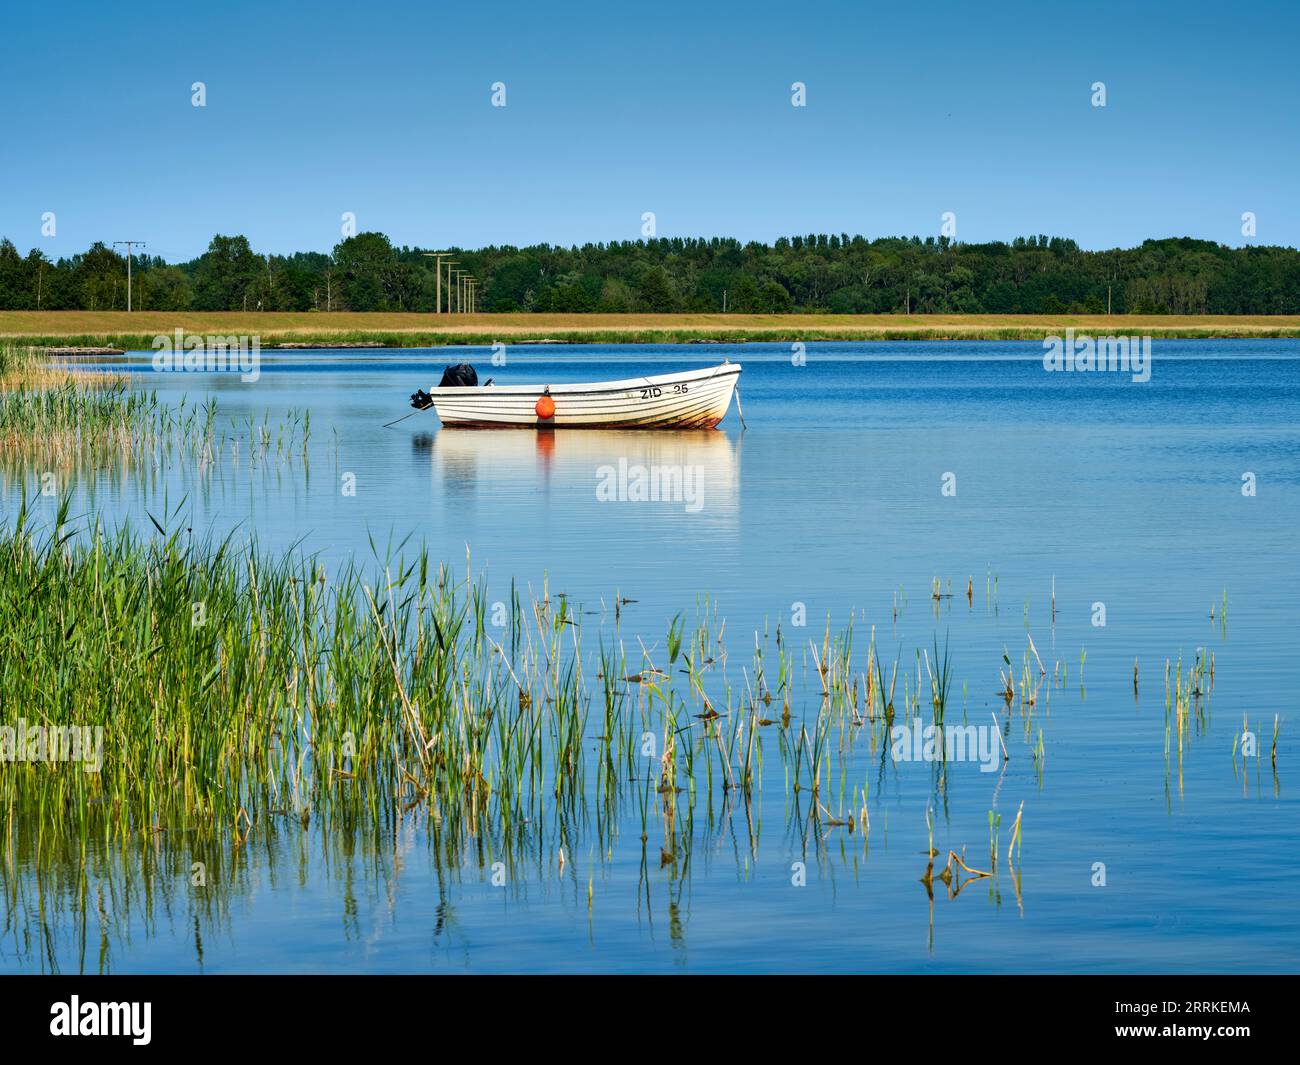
[425,427,740,527]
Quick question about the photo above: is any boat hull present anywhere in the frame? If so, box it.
[427,363,741,429]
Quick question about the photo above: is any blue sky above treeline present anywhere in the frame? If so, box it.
[3,0,1296,260]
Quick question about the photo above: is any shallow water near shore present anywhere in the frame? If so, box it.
[2,339,1298,973]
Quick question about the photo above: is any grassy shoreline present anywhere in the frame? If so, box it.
[4,311,1300,348]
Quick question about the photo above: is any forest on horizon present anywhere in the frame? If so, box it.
[2,232,1297,316]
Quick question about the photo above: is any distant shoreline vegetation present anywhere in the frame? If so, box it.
[2,232,1298,316]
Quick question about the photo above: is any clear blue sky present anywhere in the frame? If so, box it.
[3,0,1297,261]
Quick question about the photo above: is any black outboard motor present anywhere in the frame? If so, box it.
[438,363,478,388]
[412,364,478,409]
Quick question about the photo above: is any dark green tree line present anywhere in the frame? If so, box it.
[1,233,1296,314]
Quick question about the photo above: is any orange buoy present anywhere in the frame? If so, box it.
[535,393,556,419]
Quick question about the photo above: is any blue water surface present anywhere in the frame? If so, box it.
[2,340,1296,973]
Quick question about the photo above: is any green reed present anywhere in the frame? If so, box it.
[1,530,1234,875]
[0,501,593,844]
[0,343,42,381]
[1,344,309,477]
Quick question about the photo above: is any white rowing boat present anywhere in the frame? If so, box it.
[415,362,742,429]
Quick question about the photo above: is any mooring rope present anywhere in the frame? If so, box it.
[383,409,422,429]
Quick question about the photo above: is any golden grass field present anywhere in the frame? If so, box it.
[3,311,1300,347]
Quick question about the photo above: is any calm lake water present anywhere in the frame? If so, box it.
[3,340,1298,973]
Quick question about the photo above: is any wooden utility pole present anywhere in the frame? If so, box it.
[449,262,461,312]
[445,261,460,313]
[112,240,146,312]
[422,252,452,313]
